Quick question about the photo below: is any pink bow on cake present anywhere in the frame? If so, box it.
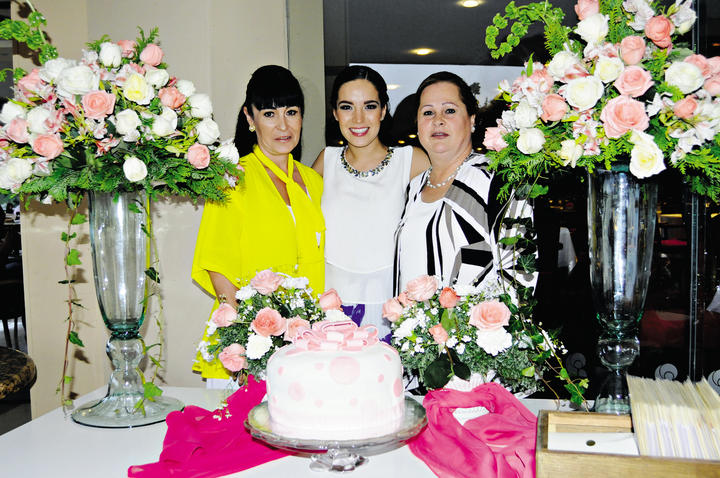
[293,320,379,352]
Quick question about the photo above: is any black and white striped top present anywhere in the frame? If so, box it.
[393,153,536,294]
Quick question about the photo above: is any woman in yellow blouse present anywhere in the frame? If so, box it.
[192,65,325,381]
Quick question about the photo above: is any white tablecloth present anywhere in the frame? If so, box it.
[0,386,575,478]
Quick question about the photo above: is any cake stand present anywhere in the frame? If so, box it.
[244,397,427,473]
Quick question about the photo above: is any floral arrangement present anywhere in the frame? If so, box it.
[383,274,586,401]
[198,269,349,378]
[483,0,720,201]
[0,16,242,202]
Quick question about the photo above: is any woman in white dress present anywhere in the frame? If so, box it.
[313,65,428,340]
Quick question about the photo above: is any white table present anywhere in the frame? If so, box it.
[0,387,575,477]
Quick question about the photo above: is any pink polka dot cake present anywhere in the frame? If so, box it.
[266,320,405,440]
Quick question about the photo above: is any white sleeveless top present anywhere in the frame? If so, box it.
[322,145,413,304]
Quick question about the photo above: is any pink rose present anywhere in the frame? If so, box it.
[32,133,64,159]
[429,324,449,345]
[397,292,414,308]
[158,86,186,109]
[708,57,720,76]
[251,307,287,337]
[250,269,284,294]
[17,68,45,97]
[540,94,568,122]
[211,302,236,328]
[469,300,511,331]
[117,40,136,58]
[382,298,404,323]
[574,0,599,20]
[529,68,554,94]
[600,95,650,138]
[684,54,711,79]
[284,317,311,341]
[619,36,646,65]
[704,75,720,96]
[6,118,29,143]
[438,287,459,309]
[483,127,508,152]
[673,96,698,119]
[645,16,674,48]
[405,275,438,302]
[81,90,116,120]
[218,343,247,372]
[186,143,210,169]
[319,288,343,311]
[139,44,163,66]
[613,66,654,97]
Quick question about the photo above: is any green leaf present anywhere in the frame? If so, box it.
[66,249,81,265]
[63,375,73,384]
[143,382,163,399]
[68,331,84,347]
[423,355,452,390]
[61,232,77,242]
[521,366,535,377]
[528,184,549,198]
[128,202,142,214]
[558,367,570,380]
[499,236,520,246]
[57,279,76,284]
[440,308,454,332]
[70,213,87,225]
[145,267,160,283]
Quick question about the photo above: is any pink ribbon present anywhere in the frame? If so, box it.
[293,320,378,352]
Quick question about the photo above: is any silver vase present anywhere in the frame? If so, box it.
[71,190,182,427]
[587,168,658,414]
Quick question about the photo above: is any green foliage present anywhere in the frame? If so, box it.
[66,248,81,266]
[68,331,84,347]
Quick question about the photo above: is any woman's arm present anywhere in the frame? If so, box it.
[208,270,239,308]
[409,146,430,179]
[312,149,326,176]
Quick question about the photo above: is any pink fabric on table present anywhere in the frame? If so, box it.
[128,376,288,478]
[409,382,537,478]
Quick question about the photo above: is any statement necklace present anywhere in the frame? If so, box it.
[425,152,474,189]
[340,146,393,178]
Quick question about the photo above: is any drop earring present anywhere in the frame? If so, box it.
[249,125,256,133]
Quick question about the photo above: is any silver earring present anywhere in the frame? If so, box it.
[249,125,256,133]
[471,126,476,133]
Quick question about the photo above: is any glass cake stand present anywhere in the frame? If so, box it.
[244,397,427,473]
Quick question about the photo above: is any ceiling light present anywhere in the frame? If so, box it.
[459,0,483,7]
[713,42,720,47]
[411,48,435,56]
[408,134,417,139]
[387,84,401,90]
[398,140,406,144]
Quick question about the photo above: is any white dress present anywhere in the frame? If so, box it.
[322,145,413,340]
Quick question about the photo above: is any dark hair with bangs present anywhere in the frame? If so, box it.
[234,65,305,159]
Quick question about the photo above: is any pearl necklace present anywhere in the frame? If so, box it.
[340,146,393,178]
[425,153,473,189]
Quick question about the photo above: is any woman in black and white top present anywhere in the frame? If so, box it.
[394,71,534,292]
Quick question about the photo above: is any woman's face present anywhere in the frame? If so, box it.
[244,104,302,161]
[333,79,387,148]
[417,81,474,161]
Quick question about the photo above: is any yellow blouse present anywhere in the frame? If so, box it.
[192,146,325,378]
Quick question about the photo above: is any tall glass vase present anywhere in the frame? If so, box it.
[587,168,658,414]
[71,191,183,427]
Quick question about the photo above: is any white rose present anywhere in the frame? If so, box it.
[595,56,625,83]
[113,109,141,137]
[98,42,122,68]
[547,50,580,80]
[575,13,609,45]
[516,128,546,154]
[0,157,33,191]
[145,68,170,89]
[665,61,704,94]
[564,75,604,110]
[393,316,420,339]
[188,93,213,118]
[39,57,76,83]
[56,65,99,98]
[671,0,696,35]
[216,139,240,164]
[123,73,154,105]
[196,118,221,144]
[122,156,147,182]
[475,328,513,356]
[151,107,177,137]
[324,309,351,322]
[235,285,257,301]
[32,159,53,177]
[558,139,584,167]
[628,131,666,178]
[0,102,27,125]
[175,79,196,97]
[514,99,539,129]
[26,107,51,134]
[280,275,309,290]
[246,333,273,359]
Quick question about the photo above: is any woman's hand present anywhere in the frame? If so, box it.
[208,271,238,308]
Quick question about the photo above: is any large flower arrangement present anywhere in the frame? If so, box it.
[483,0,720,201]
[0,20,242,202]
[383,274,584,401]
[198,270,349,378]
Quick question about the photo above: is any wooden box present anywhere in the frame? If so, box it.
[536,411,720,478]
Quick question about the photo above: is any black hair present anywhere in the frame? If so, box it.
[234,65,305,160]
[325,65,394,146]
[414,71,480,141]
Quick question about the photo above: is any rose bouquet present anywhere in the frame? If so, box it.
[0,20,242,202]
[383,274,580,398]
[484,0,720,201]
[198,269,349,378]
